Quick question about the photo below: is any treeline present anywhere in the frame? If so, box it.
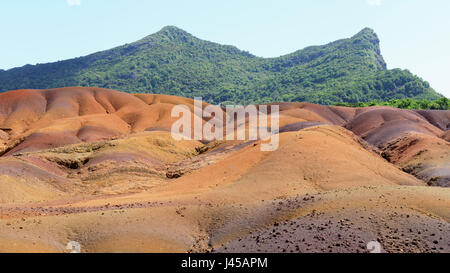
[334,97,449,110]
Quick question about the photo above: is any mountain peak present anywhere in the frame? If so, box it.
[355,27,376,36]
[134,26,193,45]
[156,25,192,37]
[352,27,380,44]
[159,25,187,33]
[351,27,379,44]
[141,25,195,43]
[350,27,385,68]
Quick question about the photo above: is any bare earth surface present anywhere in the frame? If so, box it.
[0,87,448,253]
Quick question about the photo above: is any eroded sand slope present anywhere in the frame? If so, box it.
[0,87,448,253]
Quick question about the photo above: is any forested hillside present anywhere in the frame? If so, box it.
[0,26,442,105]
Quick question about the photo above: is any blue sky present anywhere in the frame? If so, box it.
[1,0,449,97]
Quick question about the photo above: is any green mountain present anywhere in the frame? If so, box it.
[0,26,442,104]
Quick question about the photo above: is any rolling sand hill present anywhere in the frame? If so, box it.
[0,87,448,253]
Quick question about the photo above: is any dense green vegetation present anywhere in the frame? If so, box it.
[0,26,444,105]
[335,97,449,110]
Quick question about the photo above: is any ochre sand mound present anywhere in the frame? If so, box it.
[0,87,207,155]
[0,87,448,253]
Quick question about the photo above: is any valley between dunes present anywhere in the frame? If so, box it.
[0,87,448,253]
